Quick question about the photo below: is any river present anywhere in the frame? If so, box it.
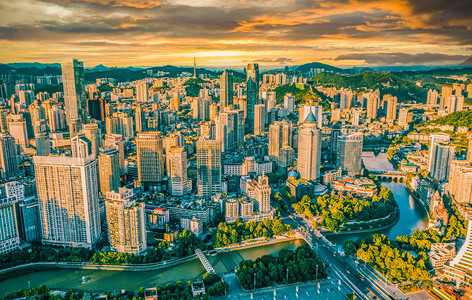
[327,152,429,245]
[0,240,306,294]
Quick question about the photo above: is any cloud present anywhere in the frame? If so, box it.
[247,57,295,65]
[335,52,470,65]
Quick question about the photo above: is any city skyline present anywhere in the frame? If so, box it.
[0,0,471,67]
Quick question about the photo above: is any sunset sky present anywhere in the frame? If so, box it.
[0,0,471,68]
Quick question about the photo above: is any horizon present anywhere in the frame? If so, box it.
[0,0,471,67]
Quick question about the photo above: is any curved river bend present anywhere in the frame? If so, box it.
[0,152,428,295]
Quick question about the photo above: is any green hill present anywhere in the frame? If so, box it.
[311,71,426,102]
[274,84,330,110]
[426,111,472,128]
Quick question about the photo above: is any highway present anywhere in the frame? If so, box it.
[287,215,406,300]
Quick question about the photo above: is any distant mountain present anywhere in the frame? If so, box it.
[296,62,346,74]
[6,62,61,69]
[370,65,465,72]
[461,56,472,66]
[0,64,61,76]
[86,64,143,72]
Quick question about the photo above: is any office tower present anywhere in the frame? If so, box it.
[216,110,242,153]
[197,138,222,198]
[298,112,321,181]
[429,134,454,182]
[49,106,67,132]
[105,188,147,254]
[99,148,120,194]
[104,134,125,174]
[448,160,472,204]
[71,134,92,158]
[299,103,323,129]
[135,104,146,132]
[136,82,149,102]
[68,119,82,138]
[195,97,211,121]
[34,154,101,248]
[246,63,260,132]
[83,123,101,158]
[385,95,397,123]
[253,174,271,213]
[284,93,295,113]
[254,104,266,135]
[268,120,293,160]
[122,116,134,141]
[170,92,180,111]
[62,59,88,123]
[366,95,378,120]
[136,131,165,190]
[106,113,123,135]
[168,146,190,196]
[35,131,50,157]
[0,133,20,180]
[447,95,464,114]
[337,132,363,175]
[220,70,233,108]
[427,89,439,106]
[87,98,107,121]
[468,132,472,164]
[0,197,20,254]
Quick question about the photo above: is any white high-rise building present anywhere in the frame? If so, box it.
[299,103,322,129]
[168,146,190,196]
[429,133,454,182]
[106,188,147,254]
[284,93,295,113]
[197,138,222,198]
[268,120,293,160]
[0,197,20,254]
[427,89,439,106]
[298,111,321,181]
[34,154,101,248]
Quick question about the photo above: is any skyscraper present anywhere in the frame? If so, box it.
[98,147,120,194]
[254,104,265,135]
[62,59,88,123]
[246,63,259,132]
[105,188,147,254]
[170,92,180,111]
[34,154,101,248]
[197,138,222,197]
[216,110,243,153]
[268,120,293,160]
[337,132,363,175]
[299,103,322,129]
[429,133,454,182]
[0,197,20,254]
[385,95,397,124]
[0,133,21,180]
[298,112,321,181]
[168,146,190,196]
[83,123,101,158]
[135,104,146,132]
[136,131,165,190]
[136,82,149,102]
[220,70,233,109]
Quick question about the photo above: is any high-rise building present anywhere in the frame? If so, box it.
[98,147,120,194]
[253,175,271,213]
[0,133,21,180]
[225,199,239,219]
[136,82,149,102]
[427,89,439,106]
[103,134,125,174]
[170,92,180,111]
[0,197,20,254]
[83,123,101,158]
[447,95,464,114]
[168,146,190,196]
[136,131,165,190]
[284,93,295,113]
[135,104,146,132]
[448,160,472,204]
[337,132,363,175]
[216,110,244,153]
[62,59,88,123]
[298,112,321,181]
[366,95,378,120]
[197,138,222,198]
[385,95,397,124]
[429,133,454,182]
[246,63,260,132]
[398,107,409,127]
[34,154,101,248]
[467,131,472,164]
[254,104,266,135]
[299,103,322,129]
[220,70,233,109]
[87,98,107,122]
[268,120,293,160]
[105,188,147,254]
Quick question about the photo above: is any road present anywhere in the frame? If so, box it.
[288,215,406,300]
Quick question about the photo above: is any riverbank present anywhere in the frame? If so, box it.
[215,236,297,253]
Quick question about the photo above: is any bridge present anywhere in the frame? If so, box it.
[369,171,407,181]
[195,248,216,274]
